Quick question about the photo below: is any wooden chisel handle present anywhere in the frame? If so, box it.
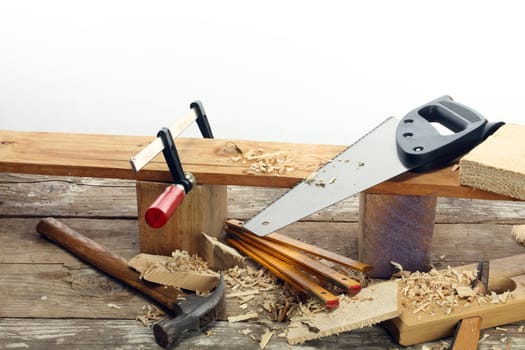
[36,217,181,311]
[450,316,482,350]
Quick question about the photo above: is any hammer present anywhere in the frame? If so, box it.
[36,217,224,348]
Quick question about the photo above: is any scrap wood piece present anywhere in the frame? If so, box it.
[128,251,219,293]
[201,232,245,271]
[459,124,525,200]
[286,280,399,345]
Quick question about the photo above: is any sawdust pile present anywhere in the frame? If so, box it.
[136,304,168,327]
[129,250,219,293]
[395,264,512,317]
[223,141,297,175]
[225,264,312,323]
[164,250,214,274]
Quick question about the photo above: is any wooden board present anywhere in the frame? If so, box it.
[0,129,516,199]
[460,124,525,200]
[2,174,525,349]
[385,254,525,346]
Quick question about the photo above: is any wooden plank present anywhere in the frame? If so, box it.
[0,319,157,350]
[2,174,525,348]
[0,173,137,218]
[0,218,140,264]
[0,129,337,188]
[2,173,525,224]
[0,129,517,199]
[0,263,150,318]
[4,217,524,274]
[460,124,525,200]
[1,318,524,350]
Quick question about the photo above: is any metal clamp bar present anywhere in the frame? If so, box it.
[130,100,213,173]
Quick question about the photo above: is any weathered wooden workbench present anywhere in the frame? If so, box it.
[2,172,525,349]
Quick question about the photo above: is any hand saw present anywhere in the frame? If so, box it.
[245,95,505,236]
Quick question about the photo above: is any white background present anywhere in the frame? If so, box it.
[1,1,524,145]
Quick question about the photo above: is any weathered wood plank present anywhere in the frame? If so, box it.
[2,173,525,224]
[1,318,525,350]
[0,218,140,264]
[2,173,525,348]
[1,217,524,268]
[0,129,517,198]
[0,318,156,350]
[0,263,150,318]
[0,173,137,218]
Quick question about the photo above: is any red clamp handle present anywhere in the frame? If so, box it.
[145,185,185,228]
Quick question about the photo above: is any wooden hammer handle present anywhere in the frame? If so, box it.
[36,217,181,311]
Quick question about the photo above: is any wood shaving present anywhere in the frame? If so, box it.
[223,141,244,155]
[107,303,121,309]
[129,251,219,293]
[390,261,404,272]
[226,143,297,175]
[228,312,259,323]
[136,304,168,327]
[398,266,513,316]
[479,333,490,343]
[227,290,260,298]
[259,329,274,349]
[225,265,303,323]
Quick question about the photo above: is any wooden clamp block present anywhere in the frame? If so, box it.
[136,180,227,257]
[358,193,437,278]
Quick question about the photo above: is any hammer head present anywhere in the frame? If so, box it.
[153,273,225,348]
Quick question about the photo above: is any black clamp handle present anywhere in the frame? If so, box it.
[145,101,214,228]
[158,100,214,191]
[191,100,214,139]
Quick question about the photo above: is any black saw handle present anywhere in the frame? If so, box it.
[396,95,504,172]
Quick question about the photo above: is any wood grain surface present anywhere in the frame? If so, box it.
[0,129,517,199]
[1,173,525,349]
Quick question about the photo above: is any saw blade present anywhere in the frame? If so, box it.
[244,116,409,236]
